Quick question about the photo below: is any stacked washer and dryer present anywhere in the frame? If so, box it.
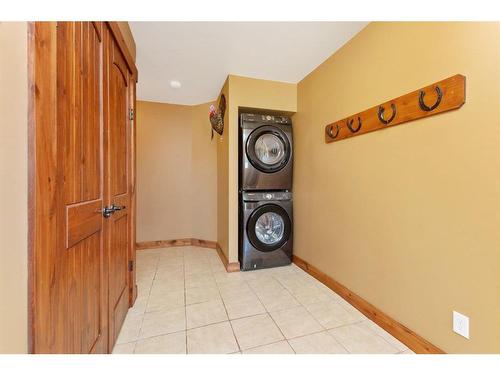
[239,113,293,271]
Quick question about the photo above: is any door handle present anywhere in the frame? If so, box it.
[99,206,115,218]
[98,204,126,218]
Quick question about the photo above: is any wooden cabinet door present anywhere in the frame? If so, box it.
[104,28,133,348]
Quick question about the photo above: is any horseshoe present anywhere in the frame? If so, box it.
[327,124,339,139]
[419,86,442,112]
[346,117,362,133]
[378,103,397,125]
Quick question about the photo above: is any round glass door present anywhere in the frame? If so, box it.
[247,204,291,252]
[246,125,291,173]
[255,212,285,245]
[254,134,286,166]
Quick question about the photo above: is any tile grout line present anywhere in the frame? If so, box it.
[130,247,406,354]
[133,250,184,346]
[269,268,352,353]
[183,249,188,354]
[289,268,402,353]
[118,310,364,351]
[186,248,238,353]
[217,277,244,353]
[137,251,345,353]
[130,253,160,353]
[295,275,356,354]
[355,320,405,353]
[225,275,289,353]
[249,275,295,353]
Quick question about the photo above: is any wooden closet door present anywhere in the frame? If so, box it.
[30,21,136,354]
[30,22,108,353]
[104,28,133,348]
[62,21,108,354]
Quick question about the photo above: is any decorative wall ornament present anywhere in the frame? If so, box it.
[209,94,226,139]
[325,74,466,143]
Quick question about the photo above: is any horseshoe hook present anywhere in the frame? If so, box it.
[327,124,339,139]
[378,103,397,125]
[419,86,442,112]
[346,117,362,133]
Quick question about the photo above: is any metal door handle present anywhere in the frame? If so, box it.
[99,206,115,218]
[98,204,126,218]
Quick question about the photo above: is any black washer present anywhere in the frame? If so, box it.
[246,125,291,173]
[247,204,292,252]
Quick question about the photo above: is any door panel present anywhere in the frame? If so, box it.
[109,214,128,307]
[110,48,128,196]
[105,31,132,348]
[67,200,102,248]
[67,232,103,353]
[32,21,107,353]
[62,22,107,353]
[110,214,130,342]
[64,22,83,205]
[82,22,102,201]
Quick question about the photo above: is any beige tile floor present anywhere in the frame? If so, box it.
[113,246,415,354]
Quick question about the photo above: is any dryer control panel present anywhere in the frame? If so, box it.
[243,191,292,202]
[241,113,292,125]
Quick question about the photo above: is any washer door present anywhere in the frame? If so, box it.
[246,125,290,173]
[247,204,292,252]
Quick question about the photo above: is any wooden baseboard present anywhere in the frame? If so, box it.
[191,238,217,249]
[216,243,240,273]
[293,255,445,354]
[136,238,217,250]
[136,238,192,250]
[135,238,240,272]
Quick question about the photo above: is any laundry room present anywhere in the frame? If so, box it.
[6,16,500,360]
[128,23,499,354]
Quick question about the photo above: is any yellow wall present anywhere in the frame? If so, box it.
[216,75,297,263]
[217,79,230,260]
[0,22,28,353]
[191,102,218,240]
[137,100,217,242]
[293,22,500,353]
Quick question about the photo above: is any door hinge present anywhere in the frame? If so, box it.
[128,260,134,272]
[129,108,135,121]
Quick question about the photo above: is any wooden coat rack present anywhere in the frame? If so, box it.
[325,74,466,143]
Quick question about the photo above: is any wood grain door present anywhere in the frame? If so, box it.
[29,22,108,353]
[29,21,137,354]
[104,29,133,347]
[62,21,108,354]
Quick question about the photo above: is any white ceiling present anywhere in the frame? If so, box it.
[130,22,368,105]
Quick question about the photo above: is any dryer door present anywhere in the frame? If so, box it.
[247,204,292,252]
[246,125,291,173]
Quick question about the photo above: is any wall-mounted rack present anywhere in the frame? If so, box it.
[325,74,466,143]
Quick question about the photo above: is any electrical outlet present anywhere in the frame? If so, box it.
[453,311,470,339]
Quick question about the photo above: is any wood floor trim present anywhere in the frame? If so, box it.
[136,238,240,272]
[293,255,445,354]
[215,243,240,273]
[191,238,218,249]
[136,238,193,250]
